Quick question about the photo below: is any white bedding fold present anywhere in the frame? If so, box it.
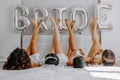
[85,66,120,80]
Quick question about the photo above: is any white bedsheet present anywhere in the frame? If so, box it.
[0,65,119,80]
[0,65,93,80]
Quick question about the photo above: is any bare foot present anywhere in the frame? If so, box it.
[89,17,98,32]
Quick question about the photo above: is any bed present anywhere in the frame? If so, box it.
[0,64,120,80]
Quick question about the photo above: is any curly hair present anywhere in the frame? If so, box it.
[3,48,31,70]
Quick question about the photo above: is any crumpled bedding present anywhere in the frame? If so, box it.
[0,65,119,80]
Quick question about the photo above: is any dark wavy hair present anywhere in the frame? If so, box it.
[102,50,116,66]
[73,56,86,68]
[3,48,31,70]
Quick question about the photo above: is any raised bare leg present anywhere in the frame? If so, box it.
[87,17,103,58]
[50,17,63,53]
[65,19,78,52]
[26,19,43,56]
[45,17,68,66]
[50,18,61,53]
[65,19,86,67]
[65,19,80,66]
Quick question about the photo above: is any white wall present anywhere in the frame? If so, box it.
[0,0,21,60]
[101,0,120,59]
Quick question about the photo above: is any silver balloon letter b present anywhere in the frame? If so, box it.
[14,5,30,31]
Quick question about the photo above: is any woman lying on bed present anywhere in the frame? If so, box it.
[65,19,86,68]
[3,19,43,70]
[44,17,68,66]
[45,18,87,68]
[82,17,117,66]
